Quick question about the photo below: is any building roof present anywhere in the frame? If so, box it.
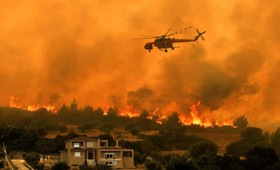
[65,136,98,143]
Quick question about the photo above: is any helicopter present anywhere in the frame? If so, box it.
[135,27,206,52]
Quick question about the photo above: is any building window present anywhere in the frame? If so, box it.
[73,142,80,148]
[87,142,93,147]
[73,142,83,148]
[74,152,81,158]
[105,161,117,165]
[100,141,107,147]
[105,153,115,159]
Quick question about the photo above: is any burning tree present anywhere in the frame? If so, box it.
[233,115,248,131]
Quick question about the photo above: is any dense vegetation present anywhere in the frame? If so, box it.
[1,102,280,169]
[0,101,244,134]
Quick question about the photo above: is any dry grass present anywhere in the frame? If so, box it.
[189,132,241,154]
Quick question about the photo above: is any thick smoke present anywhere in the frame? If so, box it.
[1,1,280,130]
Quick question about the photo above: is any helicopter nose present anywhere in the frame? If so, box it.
[144,43,153,50]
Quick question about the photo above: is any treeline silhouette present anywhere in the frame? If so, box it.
[0,100,243,134]
[1,101,280,169]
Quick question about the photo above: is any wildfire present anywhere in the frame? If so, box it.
[179,101,233,127]
[115,102,232,127]
[190,101,203,125]
[118,105,140,118]
[147,108,166,124]
[8,96,232,127]
[9,96,56,112]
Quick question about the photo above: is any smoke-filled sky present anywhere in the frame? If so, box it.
[1,0,280,131]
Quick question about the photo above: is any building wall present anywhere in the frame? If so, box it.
[60,151,68,163]
[97,150,123,169]
[123,157,134,168]
[68,150,86,166]
[98,159,123,169]
[65,142,70,150]
[122,150,134,168]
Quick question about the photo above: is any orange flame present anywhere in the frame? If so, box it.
[118,105,140,118]
[110,102,233,127]
[190,101,202,125]
[179,101,233,127]
[103,107,108,116]
[146,108,167,124]
[9,96,56,112]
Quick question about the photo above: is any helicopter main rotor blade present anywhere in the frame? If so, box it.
[134,26,193,40]
[167,26,192,36]
[163,28,172,37]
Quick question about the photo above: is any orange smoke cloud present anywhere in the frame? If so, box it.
[1,1,280,131]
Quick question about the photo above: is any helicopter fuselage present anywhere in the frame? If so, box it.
[144,38,197,52]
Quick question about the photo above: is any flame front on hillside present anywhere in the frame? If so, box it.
[9,96,56,112]
[179,101,233,127]
[118,105,140,118]
[9,97,232,127]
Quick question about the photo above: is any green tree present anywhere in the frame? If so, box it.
[233,115,248,131]
[189,141,218,169]
[145,160,162,170]
[226,127,269,156]
[164,154,198,170]
[244,146,279,170]
[139,109,149,119]
[161,112,183,132]
[99,124,114,133]
[94,107,104,119]
[22,152,40,168]
[213,155,243,170]
[98,134,115,146]
[107,107,118,118]
[241,127,268,144]
[271,127,280,155]
[35,163,45,170]
[57,104,69,121]
[80,163,94,170]
[125,123,139,135]
[271,162,280,170]
[70,99,78,111]
[66,131,79,139]
[189,141,218,160]
[33,138,56,158]
[4,126,42,151]
[226,140,252,157]
[54,135,68,151]
[160,112,186,149]
[92,164,112,170]
[51,162,70,170]
[134,152,146,164]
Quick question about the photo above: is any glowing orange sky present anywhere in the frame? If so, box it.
[1,1,280,131]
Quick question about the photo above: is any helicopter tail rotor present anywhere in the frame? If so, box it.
[195,29,206,40]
